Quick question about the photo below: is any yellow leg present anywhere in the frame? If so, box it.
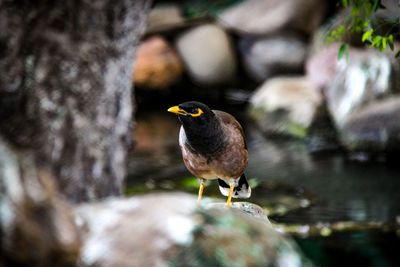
[197,182,205,202]
[225,184,235,207]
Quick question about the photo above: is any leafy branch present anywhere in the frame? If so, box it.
[328,0,400,59]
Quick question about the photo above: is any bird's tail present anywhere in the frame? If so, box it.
[218,173,251,199]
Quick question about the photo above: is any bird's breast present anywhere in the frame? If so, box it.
[178,126,247,180]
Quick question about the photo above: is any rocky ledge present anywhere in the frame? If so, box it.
[75,193,312,266]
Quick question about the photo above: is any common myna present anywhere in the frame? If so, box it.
[168,101,251,206]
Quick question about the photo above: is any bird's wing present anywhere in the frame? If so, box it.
[212,110,247,150]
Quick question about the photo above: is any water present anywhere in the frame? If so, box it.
[247,127,400,224]
[246,127,400,266]
[127,110,400,267]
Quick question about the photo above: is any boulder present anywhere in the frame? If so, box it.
[145,3,186,34]
[206,201,271,223]
[341,97,400,153]
[75,193,312,266]
[218,0,326,36]
[133,36,184,89]
[307,44,400,155]
[175,24,237,86]
[307,44,400,128]
[306,44,340,90]
[239,34,308,82]
[249,76,322,138]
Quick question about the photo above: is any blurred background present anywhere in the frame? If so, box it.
[1,0,400,266]
[129,0,400,266]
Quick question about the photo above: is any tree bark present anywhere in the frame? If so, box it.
[0,0,151,202]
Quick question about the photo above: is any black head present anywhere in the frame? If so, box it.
[168,101,224,155]
[167,101,214,126]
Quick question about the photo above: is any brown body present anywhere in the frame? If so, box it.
[179,110,248,185]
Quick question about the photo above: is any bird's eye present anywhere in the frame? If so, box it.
[189,108,203,117]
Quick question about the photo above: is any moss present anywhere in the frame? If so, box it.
[287,121,307,138]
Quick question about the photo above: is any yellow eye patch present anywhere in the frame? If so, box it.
[190,108,203,117]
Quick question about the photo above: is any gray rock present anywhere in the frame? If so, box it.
[75,193,312,267]
[306,44,340,90]
[249,76,323,138]
[175,24,237,86]
[218,0,326,36]
[239,34,308,82]
[206,201,271,223]
[341,97,400,152]
[145,3,186,34]
[307,45,400,128]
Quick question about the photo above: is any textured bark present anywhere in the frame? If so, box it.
[0,0,151,202]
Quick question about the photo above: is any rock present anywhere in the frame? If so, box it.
[375,0,400,19]
[206,201,271,223]
[145,3,186,34]
[306,44,340,90]
[175,24,237,86]
[249,76,323,138]
[75,193,312,266]
[307,44,400,128]
[218,0,326,36]
[133,36,184,89]
[239,34,308,82]
[372,0,400,36]
[341,97,400,153]
[306,104,340,153]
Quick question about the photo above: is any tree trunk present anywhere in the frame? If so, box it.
[0,0,151,202]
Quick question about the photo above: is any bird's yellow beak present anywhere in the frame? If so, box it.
[167,106,188,116]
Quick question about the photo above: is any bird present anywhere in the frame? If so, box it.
[168,101,251,206]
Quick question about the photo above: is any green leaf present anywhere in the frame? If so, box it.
[365,3,372,15]
[338,44,349,61]
[362,30,373,42]
[342,0,348,7]
[351,6,358,16]
[381,37,387,51]
[370,35,382,47]
[395,50,400,58]
[388,34,394,50]
[372,0,380,12]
